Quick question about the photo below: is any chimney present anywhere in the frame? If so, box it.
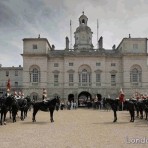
[52,44,55,50]
[129,34,131,38]
[98,36,103,49]
[65,36,69,49]
[112,44,116,50]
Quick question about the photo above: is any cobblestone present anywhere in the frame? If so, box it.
[0,109,148,148]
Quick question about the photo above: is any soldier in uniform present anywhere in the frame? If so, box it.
[14,91,17,99]
[42,88,47,102]
[6,88,10,97]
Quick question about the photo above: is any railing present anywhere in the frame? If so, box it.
[78,83,92,87]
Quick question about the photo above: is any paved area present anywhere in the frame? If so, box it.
[0,109,148,148]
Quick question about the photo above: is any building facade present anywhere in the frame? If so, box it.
[0,64,23,95]
[1,13,148,104]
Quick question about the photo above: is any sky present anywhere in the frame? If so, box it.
[0,0,148,67]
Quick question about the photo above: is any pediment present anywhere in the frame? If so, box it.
[94,69,102,73]
[67,69,75,73]
[52,70,60,74]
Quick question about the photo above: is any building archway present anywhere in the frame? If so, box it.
[96,94,102,101]
[30,92,39,102]
[68,94,74,102]
[78,91,92,107]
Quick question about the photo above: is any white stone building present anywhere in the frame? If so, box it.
[1,13,148,105]
[0,64,23,95]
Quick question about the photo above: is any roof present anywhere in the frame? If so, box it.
[48,49,121,58]
[23,38,52,49]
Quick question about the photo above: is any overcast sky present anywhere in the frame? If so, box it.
[0,0,148,67]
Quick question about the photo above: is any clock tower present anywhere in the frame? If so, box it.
[74,12,93,50]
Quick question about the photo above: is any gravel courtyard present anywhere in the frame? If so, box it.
[0,109,148,148]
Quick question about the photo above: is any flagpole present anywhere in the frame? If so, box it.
[70,20,72,49]
[97,19,99,48]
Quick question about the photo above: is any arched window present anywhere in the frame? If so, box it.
[30,92,39,102]
[79,69,91,86]
[82,19,85,24]
[32,68,39,82]
[130,67,142,86]
[29,66,40,83]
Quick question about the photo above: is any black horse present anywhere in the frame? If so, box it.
[106,98,119,122]
[0,95,18,125]
[17,98,28,120]
[142,99,148,120]
[23,96,32,118]
[32,97,60,122]
[124,99,136,122]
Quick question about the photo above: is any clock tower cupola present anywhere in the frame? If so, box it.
[74,12,93,50]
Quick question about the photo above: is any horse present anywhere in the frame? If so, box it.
[124,99,136,122]
[106,98,120,122]
[17,97,28,120]
[103,98,111,111]
[142,99,148,120]
[32,97,60,122]
[0,95,18,125]
[23,96,32,118]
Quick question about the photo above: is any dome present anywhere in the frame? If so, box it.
[79,11,88,26]
[75,25,91,33]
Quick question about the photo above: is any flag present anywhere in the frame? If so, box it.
[119,88,124,103]
[7,78,11,91]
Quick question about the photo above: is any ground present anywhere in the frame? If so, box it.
[0,109,148,148]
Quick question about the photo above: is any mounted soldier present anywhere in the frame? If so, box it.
[42,88,47,103]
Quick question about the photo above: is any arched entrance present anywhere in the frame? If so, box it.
[68,94,74,102]
[78,91,92,107]
[97,94,102,101]
[30,92,39,102]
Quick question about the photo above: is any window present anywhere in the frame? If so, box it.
[69,74,74,86]
[133,44,138,49]
[96,73,101,86]
[54,74,59,86]
[130,68,141,86]
[96,63,101,66]
[96,74,101,82]
[30,68,40,83]
[82,19,85,24]
[79,69,91,86]
[69,63,73,66]
[54,63,59,67]
[111,63,116,66]
[69,74,74,83]
[32,69,39,82]
[82,70,87,83]
[15,70,18,76]
[5,71,9,77]
[111,74,116,86]
[15,82,18,87]
[33,44,37,49]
